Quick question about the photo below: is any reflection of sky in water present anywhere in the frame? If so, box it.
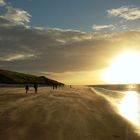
[118,91,140,126]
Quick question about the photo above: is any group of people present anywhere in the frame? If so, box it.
[25,83,65,94]
[25,84,38,94]
[25,84,59,94]
[52,84,58,90]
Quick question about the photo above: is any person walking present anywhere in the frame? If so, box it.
[34,84,38,93]
[25,85,29,94]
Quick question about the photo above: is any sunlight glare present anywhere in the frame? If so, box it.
[119,91,140,126]
[102,51,140,84]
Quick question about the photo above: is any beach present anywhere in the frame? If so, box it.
[0,86,139,140]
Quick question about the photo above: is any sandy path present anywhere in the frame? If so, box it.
[0,86,139,140]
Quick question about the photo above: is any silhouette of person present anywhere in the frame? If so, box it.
[55,84,57,90]
[34,84,38,93]
[25,85,29,94]
[52,84,58,90]
[52,84,54,90]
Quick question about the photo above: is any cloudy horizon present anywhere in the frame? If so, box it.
[0,0,140,85]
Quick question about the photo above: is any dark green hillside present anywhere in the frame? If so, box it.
[0,69,64,86]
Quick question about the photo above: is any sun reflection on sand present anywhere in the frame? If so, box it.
[118,91,140,126]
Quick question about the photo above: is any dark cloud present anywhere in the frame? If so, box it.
[1,1,140,84]
[1,21,140,75]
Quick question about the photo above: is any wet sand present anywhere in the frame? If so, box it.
[0,86,139,140]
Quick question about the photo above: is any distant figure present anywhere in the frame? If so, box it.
[55,84,58,90]
[52,84,55,90]
[25,85,29,94]
[34,84,38,93]
[52,84,58,90]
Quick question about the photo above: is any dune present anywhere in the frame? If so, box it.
[0,86,140,140]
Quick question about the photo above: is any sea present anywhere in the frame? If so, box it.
[91,87,140,134]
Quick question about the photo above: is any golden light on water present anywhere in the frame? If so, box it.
[118,91,140,126]
[102,51,140,84]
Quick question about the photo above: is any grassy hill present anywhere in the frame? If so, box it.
[0,69,64,86]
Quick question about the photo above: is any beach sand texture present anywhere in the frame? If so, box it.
[0,86,139,140]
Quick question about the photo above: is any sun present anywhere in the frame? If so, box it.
[102,51,140,84]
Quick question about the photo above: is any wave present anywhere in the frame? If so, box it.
[91,87,125,104]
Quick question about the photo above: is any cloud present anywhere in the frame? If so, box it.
[1,22,140,74]
[108,6,140,21]
[0,6,31,25]
[0,0,31,26]
[0,0,6,6]
[0,54,36,61]
[0,26,98,70]
[92,24,116,31]
[0,2,140,84]
[0,6,31,26]
[0,7,140,83]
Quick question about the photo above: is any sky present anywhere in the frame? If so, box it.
[3,0,140,31]
[0,0,140,85]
